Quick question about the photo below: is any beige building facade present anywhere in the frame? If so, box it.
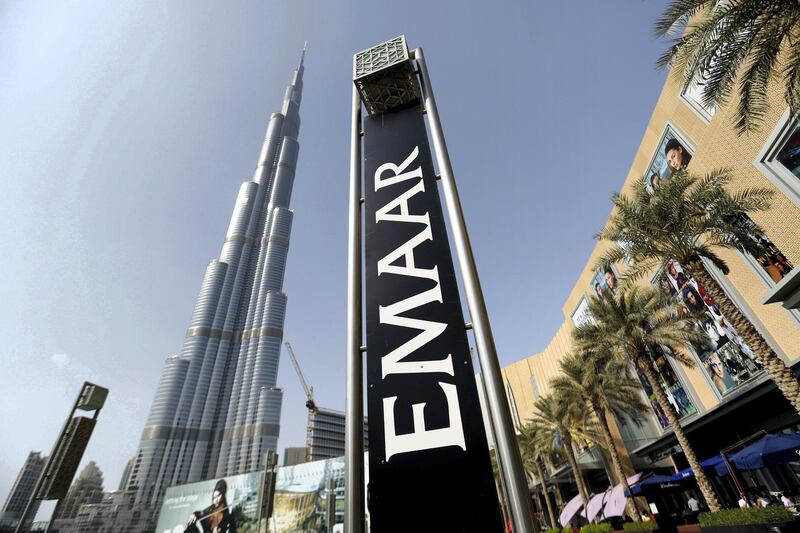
[501,59,800,492]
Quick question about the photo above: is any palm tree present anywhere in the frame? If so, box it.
[597,170,800,413]
[527,394,592,508]
[519,424,558,529]
[654,0,800,133]
[572,287,723,511]
[550,350,647,521]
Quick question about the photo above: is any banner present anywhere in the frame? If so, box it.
[363,103,503,532]
[155,471,262,533]
[268,456,344,533]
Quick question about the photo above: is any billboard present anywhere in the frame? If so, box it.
[267,456,344,533]
[156,471,262,533]
[362,102,503,532]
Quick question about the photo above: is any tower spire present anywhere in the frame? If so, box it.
[299,41,307,68]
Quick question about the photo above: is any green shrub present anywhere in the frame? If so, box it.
[544,528,562,533]
[623,521,657,532]
[698,505,793,526]
[579,524,613,533]
[562,527,574,533]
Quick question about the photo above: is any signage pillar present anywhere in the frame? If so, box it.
[347,35,536,533]
[16,382,108,533]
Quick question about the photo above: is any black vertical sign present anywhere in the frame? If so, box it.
[363,103,503,533]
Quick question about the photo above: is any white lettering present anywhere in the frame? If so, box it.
[379,285,452,378]
[384,382,466,461]
[374,146,422,190]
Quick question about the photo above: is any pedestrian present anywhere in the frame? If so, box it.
[738,495,750,508]
[687,495,700,513]
[781,492,796,509]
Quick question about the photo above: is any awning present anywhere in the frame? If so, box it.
[626,474,687,497]
[602,473,643,519]
[671,454,726,480]
[559,493,584,527]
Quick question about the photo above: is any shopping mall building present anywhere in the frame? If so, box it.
[501,64,800,512]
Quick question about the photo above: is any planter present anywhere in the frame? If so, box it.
[700,522,795,533]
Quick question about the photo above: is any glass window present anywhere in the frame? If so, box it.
[756,113,800,207]
[530,375,540,400]
[570,296,593,328]
[737,213,794,284]
[643,126,693,193]
[585,259,697,428]
[681,71,717,121]
[658,261,762,396]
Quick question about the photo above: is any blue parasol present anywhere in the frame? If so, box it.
[726,432,800,471]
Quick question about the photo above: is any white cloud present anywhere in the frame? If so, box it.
[50,353,70,368]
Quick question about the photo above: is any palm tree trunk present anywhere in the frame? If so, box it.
[536,458,557,529]
[635,354,721,512]
[686,259,800,413]
[563,433,590,506]
[593,398,642,522]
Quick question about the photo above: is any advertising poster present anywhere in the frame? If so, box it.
[643,128,692,192]
[660,260,761,395]
[267,456,344,533]
[156,471,262,533]
[585,262,696,429]
[642,128,766,396]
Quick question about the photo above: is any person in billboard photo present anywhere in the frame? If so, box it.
[659,276,676,297]
[705,352,736,394]
[666,260,689,290]
[187,479,237,533]
[649,172,662,191]
[701,314,729,351]
[665,138,691,172]
[603,267,618,292]
[682,285,707,314]
[594,281,605,299]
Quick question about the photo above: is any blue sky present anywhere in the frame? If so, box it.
[0,0,671,508]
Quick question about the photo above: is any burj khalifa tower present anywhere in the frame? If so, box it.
[126,50,305,511]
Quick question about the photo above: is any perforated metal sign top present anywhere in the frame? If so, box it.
[354,36,421,116]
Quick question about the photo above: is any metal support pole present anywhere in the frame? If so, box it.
[345,83,365,533]
[475,350,512,528]
[411,47,537,533]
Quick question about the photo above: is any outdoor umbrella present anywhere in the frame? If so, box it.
[726,432,800,471]
[671,454,726,480]
[603,473,643,519]
[582,490,610,523]
[559,493,584,527]
[625,474,681,497]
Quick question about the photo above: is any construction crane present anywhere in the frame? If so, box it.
[284,342,318,413]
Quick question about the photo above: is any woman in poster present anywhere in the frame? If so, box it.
[705,352,736,394]
[187,479,237,533]
[682,285,707,314]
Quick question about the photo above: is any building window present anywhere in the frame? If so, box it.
[529,375,540,400]
[570,295,593,328]
[735,214,799,323]
[755,110,800,207]
[643,124,694,193]
[680,71,717,122]
[658,261,762,397]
